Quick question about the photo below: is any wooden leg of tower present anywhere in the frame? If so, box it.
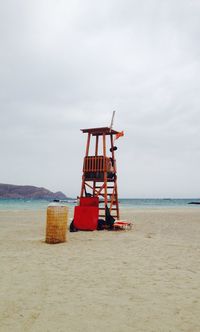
[94,136,99,198]
[110,134,120,219]
[104,171,108,212]
[114,177,120,219]
[110,134,115,161]
[85,133,91,156]
[103,133,107,217]
[80,176,85,197]
[109,186,115,211]
[93,181,96,196]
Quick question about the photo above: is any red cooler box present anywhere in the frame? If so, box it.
[74,206,99,231]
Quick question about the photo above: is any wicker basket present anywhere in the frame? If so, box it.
[46,205,68,244]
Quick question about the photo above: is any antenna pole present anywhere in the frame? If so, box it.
[110,110,116,130]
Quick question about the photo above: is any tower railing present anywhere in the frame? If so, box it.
[83,156,110,172]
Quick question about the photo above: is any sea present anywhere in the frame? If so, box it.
[0,198,200,211]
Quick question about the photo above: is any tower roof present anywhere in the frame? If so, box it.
[81,127,119,135]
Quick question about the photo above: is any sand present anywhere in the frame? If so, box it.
[0,207,200,332]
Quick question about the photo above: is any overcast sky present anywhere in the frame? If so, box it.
[0,0,200,198]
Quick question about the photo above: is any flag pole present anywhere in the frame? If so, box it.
[109,110,116,131]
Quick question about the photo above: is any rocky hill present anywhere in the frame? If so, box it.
[0,183,67,200]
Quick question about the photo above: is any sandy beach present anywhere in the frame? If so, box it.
[0,207,200,332]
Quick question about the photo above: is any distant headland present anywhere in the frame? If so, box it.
[0,183,67,200]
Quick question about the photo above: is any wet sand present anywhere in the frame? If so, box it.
[0,208,200,332]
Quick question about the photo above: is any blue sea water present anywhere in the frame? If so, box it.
[0,198,199,211]
[119,198,200,209]
[0,199,50,211]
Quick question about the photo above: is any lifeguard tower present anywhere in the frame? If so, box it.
[79,125,123,220]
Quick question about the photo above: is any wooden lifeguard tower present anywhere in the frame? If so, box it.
[80,126,123,220]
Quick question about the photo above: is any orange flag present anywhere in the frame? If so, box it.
[115,131,124,140]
